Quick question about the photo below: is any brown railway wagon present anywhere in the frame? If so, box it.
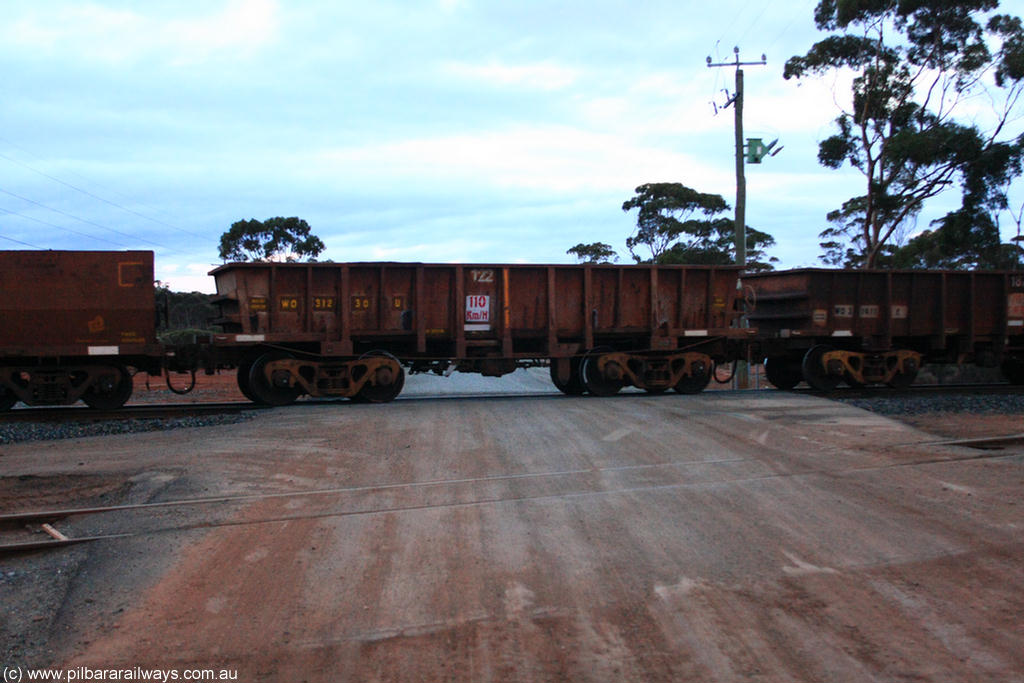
[743,268,1024,390]
[209,261,750,404]
[0,250,162,409]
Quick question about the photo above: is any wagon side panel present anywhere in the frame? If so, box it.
[0,250,156,353]
[552,267,585,342]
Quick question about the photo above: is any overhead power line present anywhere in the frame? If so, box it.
[0,232,45,249]
[765,0,817,54]
[736,0,774,47]
[0,150,210,241]
[0,187,176,252]
[0,205,128,248]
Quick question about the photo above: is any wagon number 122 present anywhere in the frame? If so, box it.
[471,269,494,283]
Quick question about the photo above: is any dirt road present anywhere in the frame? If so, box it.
[2,391,1022,681]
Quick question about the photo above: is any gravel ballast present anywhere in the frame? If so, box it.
[837,391,1024,416]
[0,413,255,444]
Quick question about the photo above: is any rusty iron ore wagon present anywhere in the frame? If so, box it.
[4,250,1022,410]
[0,250,165,409]
[208,261,752,404]
[743,269,1024,391]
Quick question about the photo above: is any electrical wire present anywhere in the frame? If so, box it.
[0,205,129,248]
[0,187,176,251]
[0,149,209,241]
[765,0,818,55]
[0,233,45,249]
[736,0,774,48]
[0,206,127,247]
[714,0,752,49]
[0,134,212,238]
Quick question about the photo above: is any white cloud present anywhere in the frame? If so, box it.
[315,125,734,195]
[442,60,579,91]
[3,0,279,65]
[438,0,465,12]
[155,263,218,293]
[169,0,279,62]
[750,71,856,138]
[367,240,491,262]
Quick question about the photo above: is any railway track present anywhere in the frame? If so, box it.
[793,381,1020,398]
[2,439,1020,556]
[0,401,264,424]
[0,382,1019,424]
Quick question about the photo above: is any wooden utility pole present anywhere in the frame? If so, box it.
[706,47,766,268]
[707,47,766,388]
[734,66,747,266]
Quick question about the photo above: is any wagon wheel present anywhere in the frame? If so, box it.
[248,351,302,406]
[235,359,266,405]
[0,373,17,411]
[1001,357,1024,385]
[801,345,841,392]
[549,357,586,395]
[355,351,405,403]
[674,366,711,394]
[764,357,802,390]
[82,363,134,410]
[581,348,623,397]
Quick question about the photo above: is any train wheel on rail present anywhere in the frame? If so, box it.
[764,357,803,390]
[549,357,586,395]
[1001,357,1024,385]
[0,376,17,411]
[248,352,302,406]
[355,351,405,403]
[235,359,266,405]
[581,348,624,397]
[82,363,134,409]
[801,345,841,392]
[674,366,712,394]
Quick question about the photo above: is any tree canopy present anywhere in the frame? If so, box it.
[621,183,777,271]
[567,242,618,263]
[784,0,1024,268]
[218,216,325,262]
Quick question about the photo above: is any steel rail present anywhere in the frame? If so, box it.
[2,383,1017,424]
[0,402,263,424]
[2,446,1020,556]
[796,382,1019,398]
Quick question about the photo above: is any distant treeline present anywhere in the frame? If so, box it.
[156,287,219,342]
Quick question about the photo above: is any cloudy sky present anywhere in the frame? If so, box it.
[1,0,1020,292]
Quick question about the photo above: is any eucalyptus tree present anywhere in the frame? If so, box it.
[567,242,619,263]
[219,216,325,262]
[784,0,1024,268]
[621,182,776,270]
